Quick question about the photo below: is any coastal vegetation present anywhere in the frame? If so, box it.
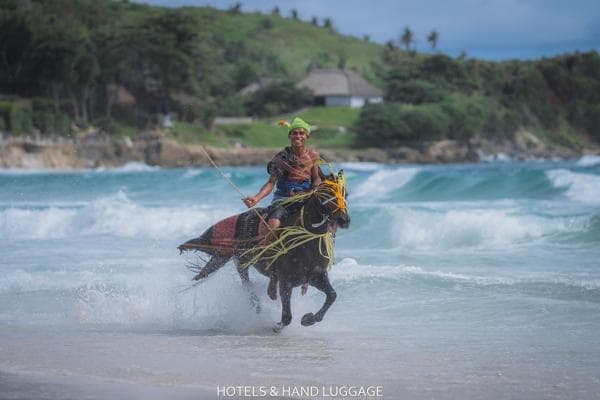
[0,0,599,152]
[359,49,600,149]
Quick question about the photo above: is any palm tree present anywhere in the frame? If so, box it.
[427,30,439,50]
[228,2,241,14]
[400,27,414,51]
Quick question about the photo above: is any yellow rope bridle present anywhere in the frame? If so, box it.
[239,176,347,271]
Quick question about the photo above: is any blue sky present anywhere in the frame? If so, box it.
[136,0,599,60]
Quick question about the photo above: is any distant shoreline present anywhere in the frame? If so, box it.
[0,130,597,169]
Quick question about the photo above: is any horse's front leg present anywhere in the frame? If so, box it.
[301,272,336,326]
[273,280,293,333]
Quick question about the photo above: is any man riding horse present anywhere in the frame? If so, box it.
[242,117,321,300]
[178,117,350,331]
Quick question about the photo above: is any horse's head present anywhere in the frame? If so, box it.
[314,170,351,229]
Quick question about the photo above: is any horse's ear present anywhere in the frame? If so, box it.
[318,167,327,182]
[322,172,335,182]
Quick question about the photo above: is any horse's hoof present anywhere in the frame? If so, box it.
[273,323,284,333]
[301,313,316,326]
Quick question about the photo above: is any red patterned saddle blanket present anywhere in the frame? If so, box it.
[179,208,270,256]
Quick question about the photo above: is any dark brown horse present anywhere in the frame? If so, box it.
[178,172,350,331]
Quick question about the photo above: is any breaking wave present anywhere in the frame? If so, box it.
[0,191,235,240]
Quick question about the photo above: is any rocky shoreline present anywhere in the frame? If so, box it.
[0,129,596,169]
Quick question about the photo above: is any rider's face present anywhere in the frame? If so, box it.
[288,128,308,147]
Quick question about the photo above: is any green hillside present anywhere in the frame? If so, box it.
[181,6,383,83]
[0,0,598,151]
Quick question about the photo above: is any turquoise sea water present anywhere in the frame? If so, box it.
[1,157,600,399]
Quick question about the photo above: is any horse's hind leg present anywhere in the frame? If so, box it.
[267,273,278,301]
[236,263,261,314]
[193,255,230,280]
[301,273,337,326]
[274,280,293,333]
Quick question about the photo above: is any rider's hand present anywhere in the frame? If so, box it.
[243,196,258,208]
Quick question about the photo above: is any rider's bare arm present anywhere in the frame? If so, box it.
[242,175,276,208]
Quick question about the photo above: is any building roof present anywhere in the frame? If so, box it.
[296,69,383,97]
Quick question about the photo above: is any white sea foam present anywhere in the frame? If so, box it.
[0,207,79,239]
[339,162,383,172]
[331,258,600,290]
[0,261,278,329]
[108,161,160,172]
[547,169,600,204]
[576,155,600,167]
[0,167,79,175]
[181,168,205,179]
[388,207,579,249]
[0,191,235,240]
[332,257,492,283]
[0,162,157,174]
[4,257,597,323]
[352,168,418,199]
[477,150,513,163]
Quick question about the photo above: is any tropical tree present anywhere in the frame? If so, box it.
[229,3,241,14]
[427,30,439,50]
[0,9,32,85]
[245,81,312,117]
[28,21,98,122]
[119,10,201,115]
[400,27,414,51]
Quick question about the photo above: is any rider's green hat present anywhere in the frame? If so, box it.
[280,117,310,136]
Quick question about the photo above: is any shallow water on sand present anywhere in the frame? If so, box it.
[1,159,600,399]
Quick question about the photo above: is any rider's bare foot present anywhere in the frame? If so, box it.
[267,276,278,300]
[301,282,309,296]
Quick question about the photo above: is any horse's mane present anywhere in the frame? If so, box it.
[239,223,334,271]
[276,170,347,212]
[239,174,347,271]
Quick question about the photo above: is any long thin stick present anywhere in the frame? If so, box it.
[199,145,275,237]
[199,145,247,198]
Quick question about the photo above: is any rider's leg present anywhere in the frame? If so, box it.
[267,217,281,241]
